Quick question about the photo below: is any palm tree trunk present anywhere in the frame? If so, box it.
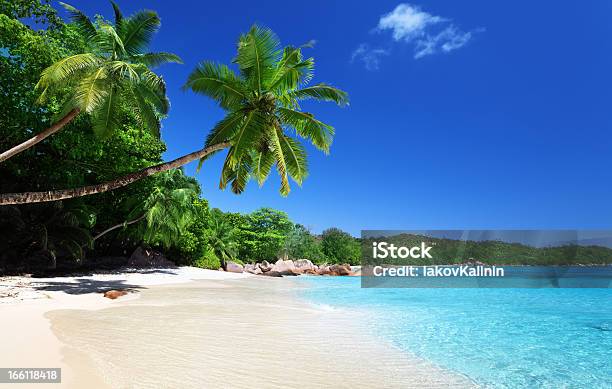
[0,108,81,163]
[0,142,230,205]
[93,213,147,241]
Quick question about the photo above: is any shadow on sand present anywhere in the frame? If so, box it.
[31,278,147,294]
[28,268,180,295]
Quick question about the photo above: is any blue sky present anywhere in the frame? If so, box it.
[59,1,612,236]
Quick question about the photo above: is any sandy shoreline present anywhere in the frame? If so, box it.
[0,268,475,388]
[0,267,249,388]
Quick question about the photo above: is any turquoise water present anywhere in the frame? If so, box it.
[298,277,612,388]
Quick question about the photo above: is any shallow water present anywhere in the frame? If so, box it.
[47,277,474,388]
[298,277,612,388]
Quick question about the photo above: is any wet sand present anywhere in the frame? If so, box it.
[44,276,475,388]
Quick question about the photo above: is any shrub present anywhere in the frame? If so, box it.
[321,228,361,265]
[193,249,221,270]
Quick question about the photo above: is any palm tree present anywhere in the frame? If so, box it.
[93,170,199,248]
[0,1,181,163]
[184,27,348,195]
[0,25,347,205]
[205,209,239,270]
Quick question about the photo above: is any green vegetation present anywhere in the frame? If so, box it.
[203,209,239,270]
[0,14,348,205]
[171,205,358,269]
[321,228,361,265]
[1,1,180,163]
[284,224,326,264]
[0,1,356,274]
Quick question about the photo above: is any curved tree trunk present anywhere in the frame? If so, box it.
[93,213,147,241]
[0,108,81,163]
[0,142,230,205]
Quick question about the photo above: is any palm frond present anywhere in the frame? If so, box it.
[228,110,267,166]
[137,67,166,95]
[130,85,160,136]
[92,84,120,138]
[217,151,252,194]
[268,127,290,196]
[204,110,248,147]
[269,47,314,92]
[288,83,349,106]
[59,2,97,41]
[135,80,170,115]
[105,61,140,82]
[72,67,109,112]
[119,10,160,55]
[251,148,275,186]
[276,107,334,153]
[95,23,126,57]
[184,61,246,110]
[230,154,252,194]
[278,133,308,185]
[110,0,123,27]
[218,150,235,190]
[134,52,183,68]
[235,25,281,92]
[195,112,247,172]
[36,54,100,102]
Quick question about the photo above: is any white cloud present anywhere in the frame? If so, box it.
[369,3,481,62]
[351,44,390,71]
[377,3,445,42]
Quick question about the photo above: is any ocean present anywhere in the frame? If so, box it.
[298,276,612,388]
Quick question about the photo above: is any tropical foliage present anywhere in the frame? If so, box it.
[0,201,93,272]
[185,26,348,196]
[0,24,347,205]
[0,1,180,165]
[0,1,356,274]
[204,209,239,270]
[284,224,326,264]
[321,228,361,265]
[98,170,199,248]
[36,1,180,137]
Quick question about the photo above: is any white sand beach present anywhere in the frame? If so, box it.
[0,268,475,388]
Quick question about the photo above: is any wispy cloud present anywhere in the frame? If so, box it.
[351,3,482,69]
[351,44,390,71]
[413,25,483,58]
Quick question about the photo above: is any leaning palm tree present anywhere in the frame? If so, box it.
[0,1,181,163]
[0,25,347,205]
[93,169,199,247]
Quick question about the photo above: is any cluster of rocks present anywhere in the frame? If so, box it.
[226,259,359,277]
[461,259,488,266]
[128,247,176,268]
